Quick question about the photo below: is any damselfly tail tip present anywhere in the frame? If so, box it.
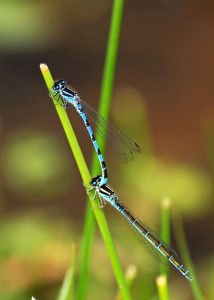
[186,273,193,282]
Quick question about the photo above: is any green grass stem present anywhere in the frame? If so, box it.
[156,275,169,300]
[40,64,91,186]
[57,243,77,300]
[40,63,131,300]
[116,265,137,300]
[160,197,171,278]
[76,0,125,299]
[173,211,204,299]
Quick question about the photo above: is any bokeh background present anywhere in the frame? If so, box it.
[0,0,214,299]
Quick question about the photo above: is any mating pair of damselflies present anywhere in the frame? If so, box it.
[50,78,192,281]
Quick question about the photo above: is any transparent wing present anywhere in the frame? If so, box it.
[112,202,180,267]
[80,99,141,163]
[131,212,179,266]
[124,208,192,280]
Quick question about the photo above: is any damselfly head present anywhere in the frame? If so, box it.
[53,79,67,91]
[90,175,102,187]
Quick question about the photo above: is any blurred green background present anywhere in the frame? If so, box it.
[0,0,214,299]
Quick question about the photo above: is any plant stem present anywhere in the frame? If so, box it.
[56,243,77,300]
[40,63,131,300]
[156,275,169,300]
[160,197,171,278]
[173,210,203,299]
[77,0,126,299]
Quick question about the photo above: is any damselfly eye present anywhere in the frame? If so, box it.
[53,85,58,91]
[58,79,66,86]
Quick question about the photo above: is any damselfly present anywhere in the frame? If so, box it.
[89,177,192,281]
[52,79,140,186]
